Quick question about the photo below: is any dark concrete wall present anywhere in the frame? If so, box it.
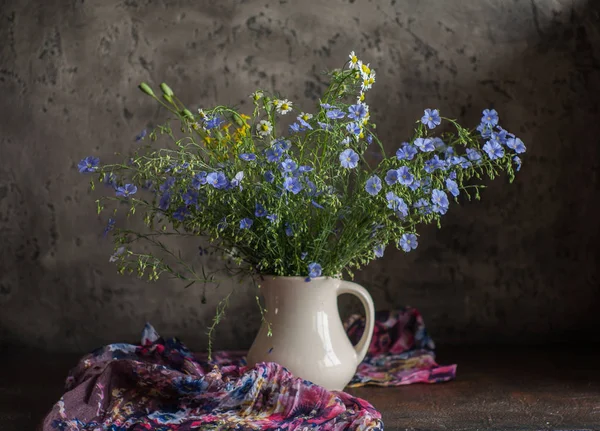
[1,0,599,352]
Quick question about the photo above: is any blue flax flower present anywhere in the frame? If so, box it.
[103,172,117,188]
[513,156,522,172]
[374,244,385,258]
[421,109,442,129]
[283,177,303,194]
[255,203,267,217]
[326,109,345,120]
[173,207,188,222]
[414,198,431,214]
[398,166,414,186]
[160,177,175,192]
[506,137,526,154]
[340,149,359,169]
[481,109,499,127]
[183,189,198,206]
[483,141,504,160]
[396,144,418,161]
[298,118,313,130]
[311,200,324,209]
[346,122,361,135]
[265,147,284,163]
[477,123,493,139]
[414,137,435,152]
[431,189,449,215]
[285,222,294,236]
[116,184,137,198]
[466,148,482,162]
[103,218,115,237]
[280,158,298,174]
[318,121,333,131]
[449,171,457,180]
[432,137,446,151]
[348,104,368,121]
[446,178,459,197]
[300,252,308,260]
[159,192,171,211]
[385,169,399,185]
[206,172,228,189]
[289,123,302,133]
[239,153,257,162]
[135,128,147,142]
[78,156,100,173]
[264,171,275,183]
[299,165,313,172]
[399,233,418,252]
[204,116,224,130]
[307,262,322,279]
[192,172,207,188]
[386,192,409,218]
[240,218,253,229]
[267,214,278,223]
[229,171,244,190]
[365,175,382,196]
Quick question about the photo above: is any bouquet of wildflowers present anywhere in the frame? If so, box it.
[79,51,525,287]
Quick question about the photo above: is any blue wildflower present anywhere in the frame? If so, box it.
[289,123,302,133]
[449,171,457,180]
[414,198,431,214]
[481,109,499,127]
[206,172,228,189]
[183,189,198,205]
[283,177,303,194]
[159,192,171,211]
[397,166,414,186]
[78,156,100,173]
[386,192,409,218]
[300,252,308,260]
[229,171,244,190]
[396,144,418,161]
[115,184,137,198]
[307,262,322,279]
[414,137,435,152]
[431,189,449,215]
[239,153,257,162]
[103,218,115,237]
[365,175,382,196]
[444,146,455,157]
[298,118,313,130]
[204,116,224,130]
[432,137,446,151]
[466,148,482,162]
[174,162,189,173]
[424,155,446,173]
[399,233,418,252]
[446,178,459,197]
[298,165,313,172]
[477,122,493,139]
[348,104,368,121]
[285,223,293,236]
[421,109,442,129]
[265,147,284,163]
[267,214,278,223]
[305,180,317,196]
[341,137,351,146]
[326,109,345,120]
[280,158,298,174]
[385,169,400,185]
[408,179,421,191]
[513,156,522,171]
[103,172,117,188]
[264,171,275,183]
[159,177,175,193]
[318,121,333,131]
[255,203,267,217]
[366,133,373,145]
[340,149,359,169]
[192,172,207,188]
[240,218,253,229]
[320,103,334,109]
[483,141,504,160]
[311,200,324,209]
[491,130,508,146]
[507,137,526,154]
[346,122,361,135]
[374,244,385,258]
[135,128,147,142]
[173,207,188,222]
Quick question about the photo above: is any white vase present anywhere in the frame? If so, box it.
[246,276,375,391]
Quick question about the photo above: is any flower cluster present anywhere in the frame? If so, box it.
[79,53,524,285]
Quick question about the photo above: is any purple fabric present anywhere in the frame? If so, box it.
[42,308,455,430]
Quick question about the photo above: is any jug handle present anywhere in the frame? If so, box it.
[337,280,375,364]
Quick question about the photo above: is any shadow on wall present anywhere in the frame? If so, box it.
[349,0,600,345]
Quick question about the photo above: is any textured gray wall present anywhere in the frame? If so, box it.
[1,0,599,352]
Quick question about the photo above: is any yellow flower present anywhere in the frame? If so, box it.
[360,61,371,76]
[348,51,359,69]
[299,112,313,122]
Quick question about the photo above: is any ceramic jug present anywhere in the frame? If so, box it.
[246,276,375,391]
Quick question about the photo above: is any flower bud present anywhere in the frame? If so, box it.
[162,94,173,103]
[233,113,245,127]
[138,82,155,97]
[160,83,174,96]
[182,109,194,120]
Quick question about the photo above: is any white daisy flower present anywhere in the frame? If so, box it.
[341,136,351,146]
[357,92,366,103]
[257,120,273,137]
[361,72,376,91]
[298,112,313,122]
[251,90,264,102]
[275,99,293,115]
[360,62,371,78]
[348,51,359,69]
[197,108,207,119]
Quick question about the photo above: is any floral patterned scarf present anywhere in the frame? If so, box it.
[42,308,455,430]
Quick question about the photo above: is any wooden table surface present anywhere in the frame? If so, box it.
[1,346,598,431]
